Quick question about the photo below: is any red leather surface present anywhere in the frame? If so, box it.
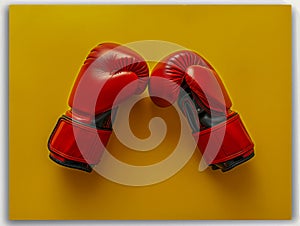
[150,51,231,113]
[69,43,149,115]
[186,65,232,113]
[49,117,111,165]
[149,50,213,107]
[149,50,254,167]
[49,43,149,168]
[194,114,254,164]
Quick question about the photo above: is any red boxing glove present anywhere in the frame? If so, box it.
[48,43,149,172]
[149,50,254,172]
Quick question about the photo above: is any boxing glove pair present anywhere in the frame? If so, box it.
[48,43,254,173]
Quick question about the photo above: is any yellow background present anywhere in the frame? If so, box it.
[9,5,292,220]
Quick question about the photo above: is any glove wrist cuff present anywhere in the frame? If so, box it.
[194,114,254,169]
[48,116,111,171]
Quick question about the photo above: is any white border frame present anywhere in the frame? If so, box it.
[1,0,298,225]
